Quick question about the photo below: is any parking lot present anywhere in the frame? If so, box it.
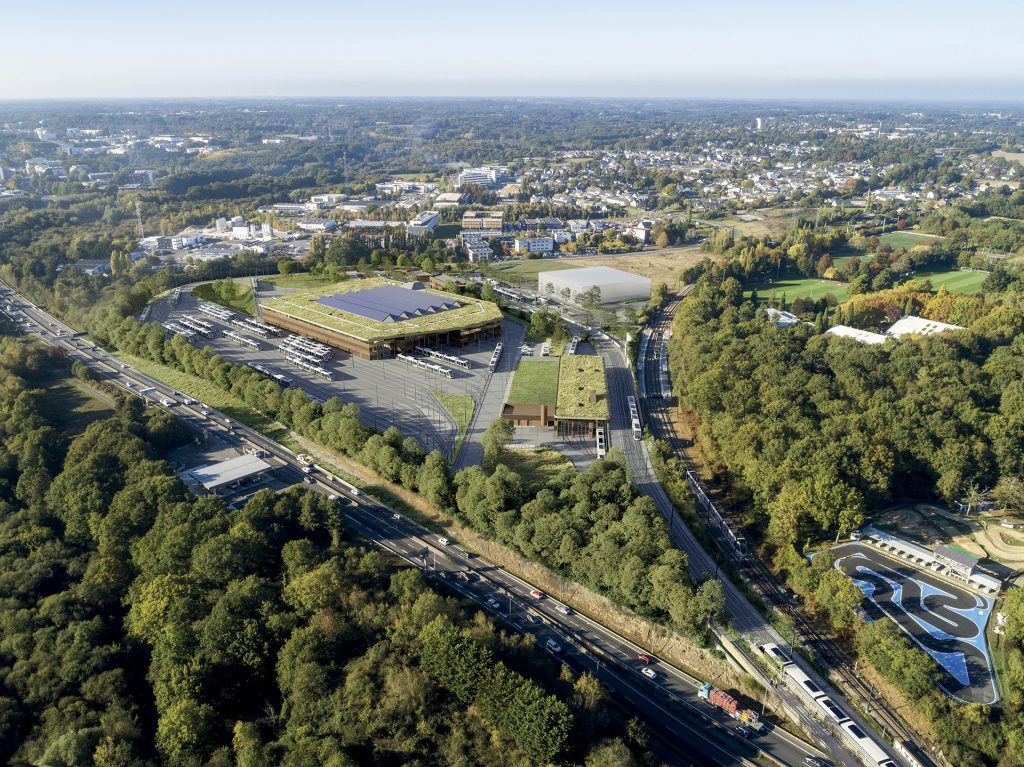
[149,289,518,459]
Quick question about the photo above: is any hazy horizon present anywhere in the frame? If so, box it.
[5,0,1024,101]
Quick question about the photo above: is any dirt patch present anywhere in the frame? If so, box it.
[874,503,1024,570]
[992,149,1024,163]
[570,246,706,291]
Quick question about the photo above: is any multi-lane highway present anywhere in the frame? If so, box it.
[1,281,828,767]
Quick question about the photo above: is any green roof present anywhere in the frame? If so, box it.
[556,355,608,421]
[508,359,559,405]
[261,278,502,341]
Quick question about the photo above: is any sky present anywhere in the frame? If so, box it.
[4,0,1024,101]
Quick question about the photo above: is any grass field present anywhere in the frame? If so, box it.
[41,376,114,435]
[262,273,336,290]
[744,278,849,304]
[433,389,473,455]
[119,353,289,441]
[507,359,559,404]
[433,223,461,239]
[717,207,802,239]
[556,355,608,420]
[878,231,941,250]
[193,281,256,316]
[497,448,572,495]
[489,260,582,280]
[904,268,989,295]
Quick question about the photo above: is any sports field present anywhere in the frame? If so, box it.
[507,359,559,404]
[744,278,849,304]
[489,261,583,279]
[906,269,988,295]
[878,231,941,250]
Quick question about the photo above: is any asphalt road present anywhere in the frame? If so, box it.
[0,281,828,767]
[834,543,997,704]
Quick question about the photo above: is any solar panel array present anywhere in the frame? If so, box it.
[315,285,460,324]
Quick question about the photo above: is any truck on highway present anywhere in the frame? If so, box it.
[698,683,764,731]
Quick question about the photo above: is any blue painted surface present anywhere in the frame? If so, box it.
[844,554,993,690]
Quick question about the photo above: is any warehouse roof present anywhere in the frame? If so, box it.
[538,266,650,289]
[189,453,272,492]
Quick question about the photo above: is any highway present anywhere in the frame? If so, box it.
[0,281,826,767]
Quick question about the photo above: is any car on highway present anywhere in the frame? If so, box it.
[524,613,538,623]
[637,654,654,665]
[457,549,472,559]
[735,726,751,739]
[392,512,401,520]
[529,589,544,599]
[555,604,572,616]
[456,571,469,582]
[486,598,501,609]
[641,667,657,680]
[438,537,450,546]
[804,758,833,767]
[545,638,562,653]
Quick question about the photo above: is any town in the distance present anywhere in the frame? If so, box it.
[2,97,1024,767]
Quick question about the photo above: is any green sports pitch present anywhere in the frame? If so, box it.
[744,278,849,304]
[905,268,989,295]
[878,231,941,250]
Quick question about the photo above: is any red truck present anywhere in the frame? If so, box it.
[698,683,764,730]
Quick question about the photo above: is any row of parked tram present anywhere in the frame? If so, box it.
[758,643,896,767]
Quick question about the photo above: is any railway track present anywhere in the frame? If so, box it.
[640,292,933,765]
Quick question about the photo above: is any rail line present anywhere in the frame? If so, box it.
[640,291,934,766]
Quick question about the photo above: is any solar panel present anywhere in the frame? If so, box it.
[315,285,460,323]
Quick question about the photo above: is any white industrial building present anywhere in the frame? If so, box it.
[538,266,651,305]
[406,210,440,237]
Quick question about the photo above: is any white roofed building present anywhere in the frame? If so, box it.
[186,453,273,495]
[825,325,888,344]
[886,315,964,337]
[539,266,650,305]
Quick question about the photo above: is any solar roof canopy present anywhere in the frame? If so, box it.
[314,285,461,324]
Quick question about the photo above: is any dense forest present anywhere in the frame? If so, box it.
[667,266,1024,765]
[0,337,652,767]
